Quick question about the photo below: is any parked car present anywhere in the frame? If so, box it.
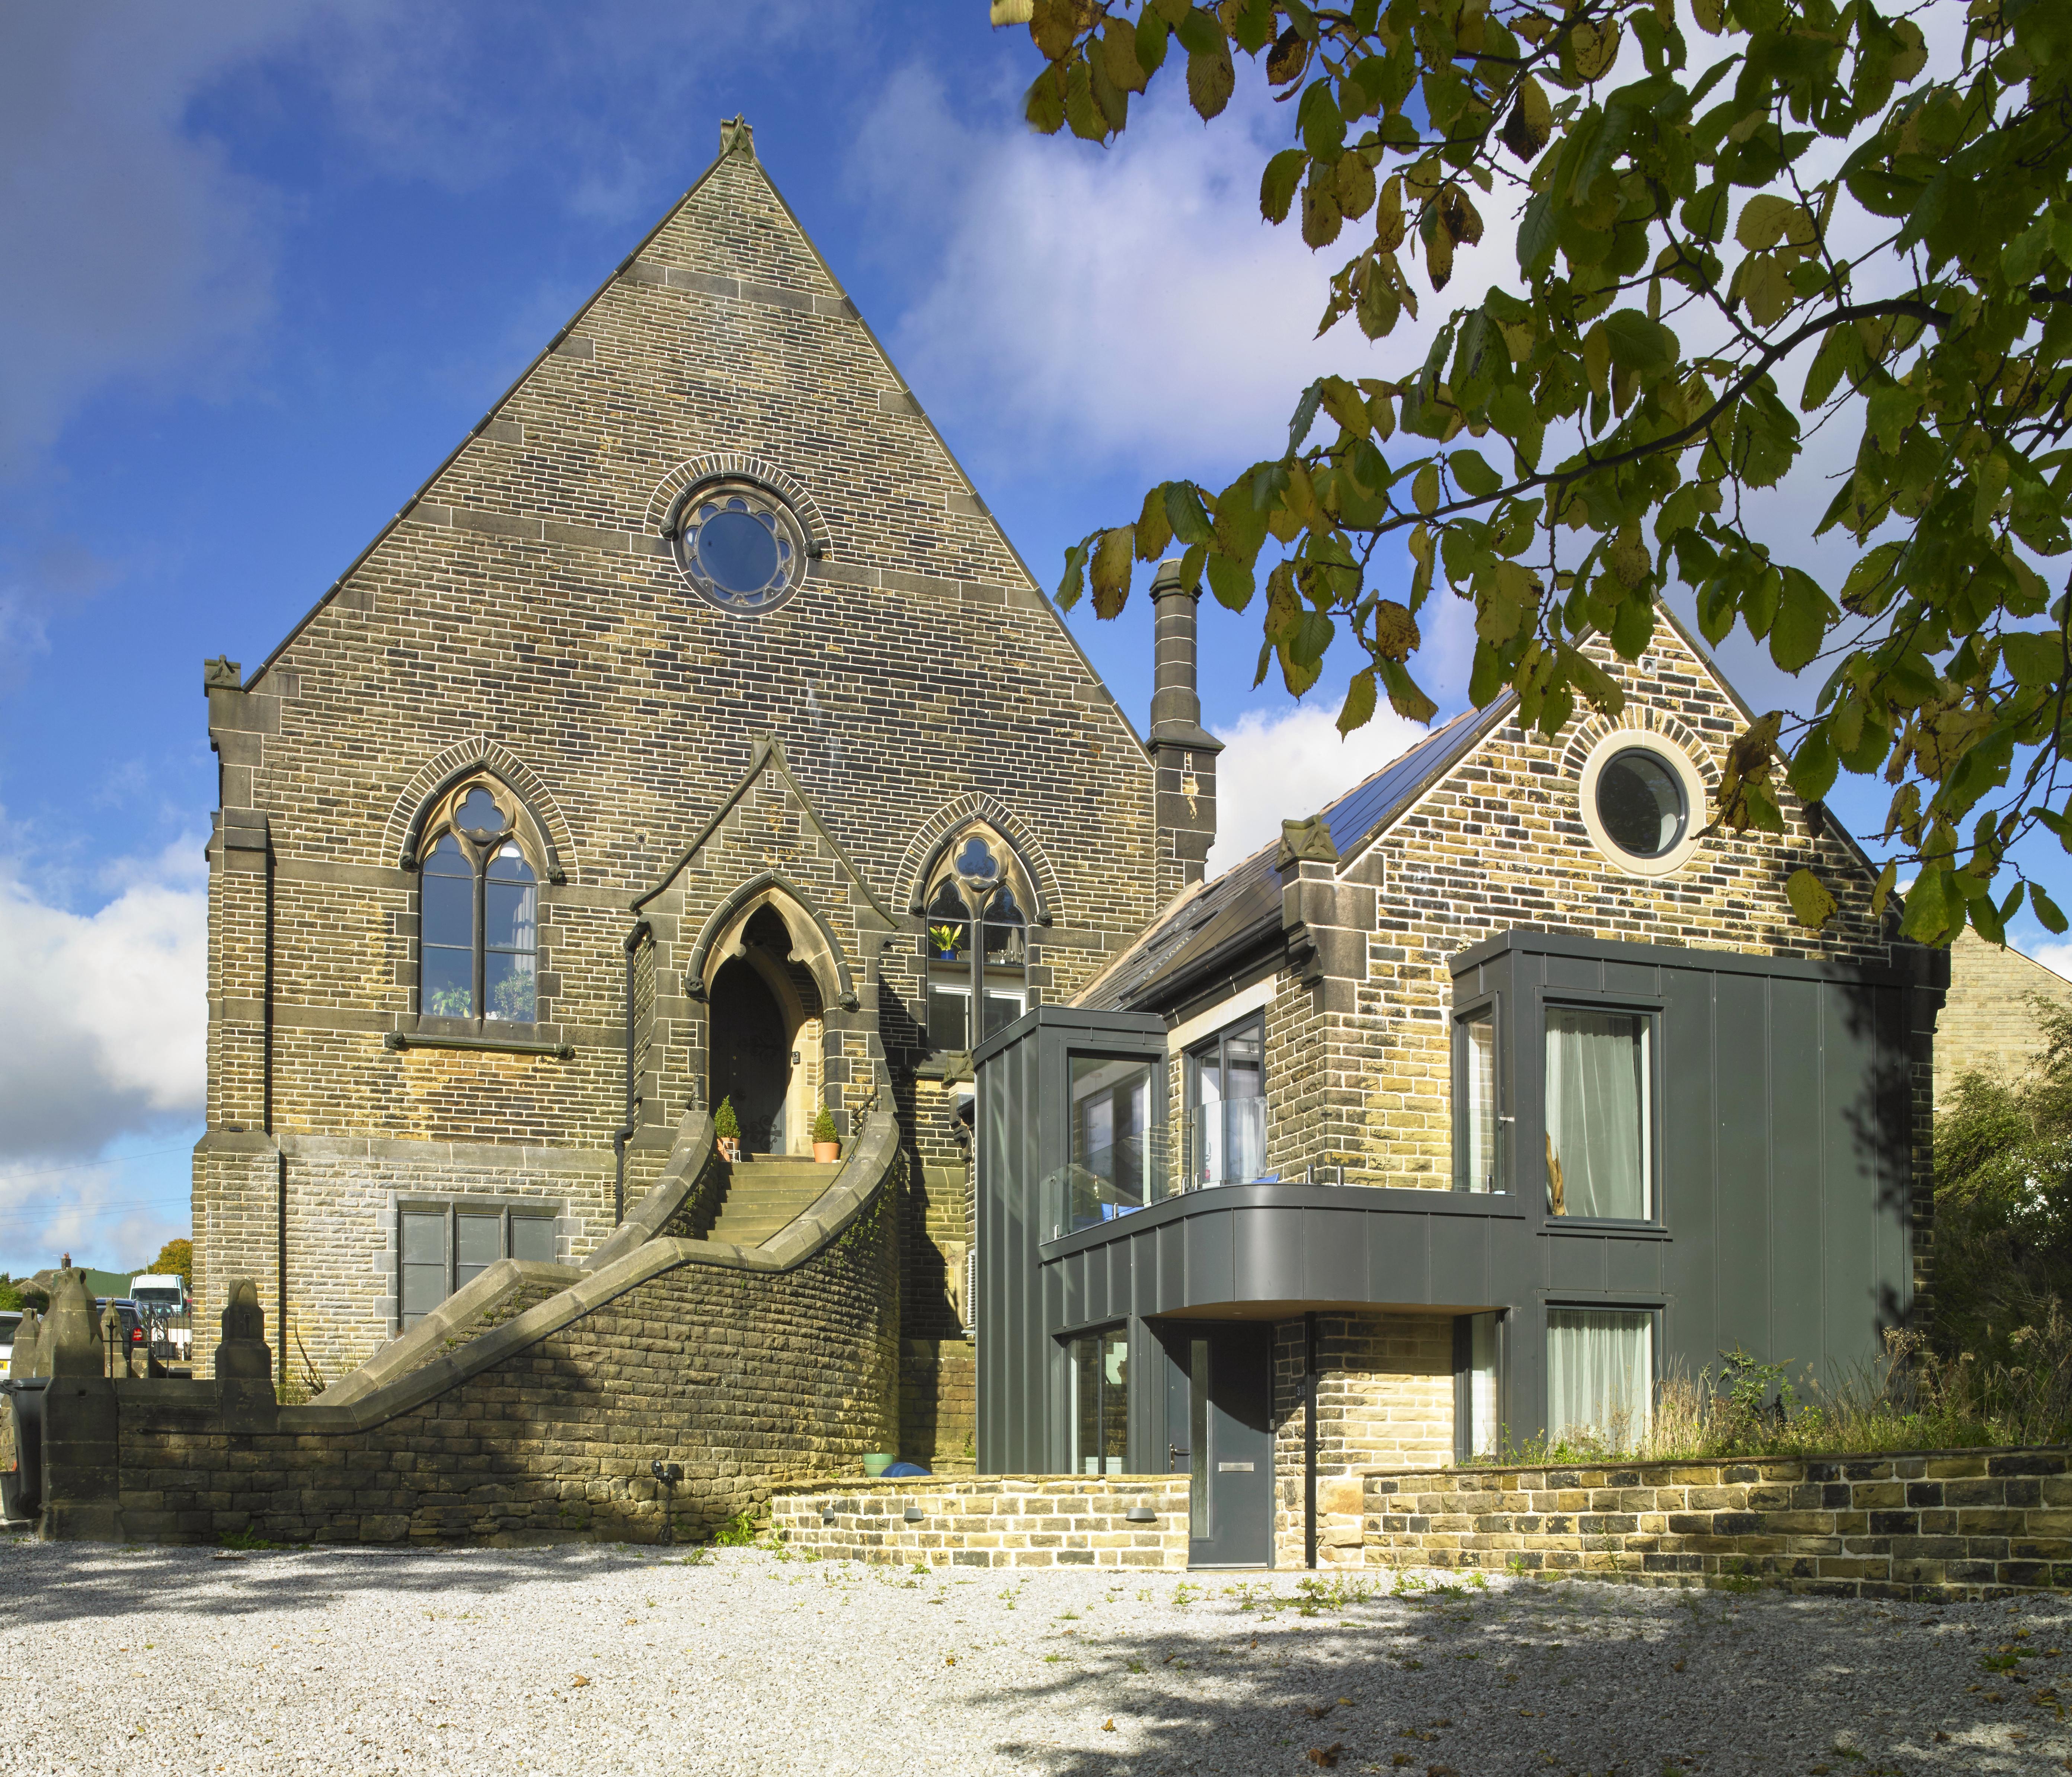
[0,1310,18,1370]
[128,1274,192,1358]
[94,1298,146,1355]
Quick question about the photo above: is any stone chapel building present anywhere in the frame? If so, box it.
[157,119,1945,1557]
[192,118,1207,1461]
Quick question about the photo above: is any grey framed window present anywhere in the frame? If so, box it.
[1059,1054,1158,1232]
[1545,1307,1655,1448]
[1543,1005,1654,1220]
[420,785,539,1024]
[398,1203,559,1328]
[1066,1325,1129,1475]
[1183,1014,1265,1189]
[1453,1312,1502,1461]
[1452,998,1502,1193]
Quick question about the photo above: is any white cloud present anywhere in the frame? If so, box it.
[1207,695,1432,876]
[2019,940,2072,985]
[0,837,208,1159]
[867,69,1514,475]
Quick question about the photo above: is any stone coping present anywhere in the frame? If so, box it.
[770,1473,1173,1498]
[1358,1447,2072,1484]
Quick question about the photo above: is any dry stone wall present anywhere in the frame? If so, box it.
[769,1474,1188,1569]
[1360,1450,2072,1600]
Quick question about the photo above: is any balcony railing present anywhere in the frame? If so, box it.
[1182,1098,1269,1192]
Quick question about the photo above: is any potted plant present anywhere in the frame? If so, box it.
[812,1104,841,1165]
[715,1096,741,1163]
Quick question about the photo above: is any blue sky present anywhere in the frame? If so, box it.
[2,1,2063,1279]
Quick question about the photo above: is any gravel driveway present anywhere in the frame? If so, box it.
[7,1534,2071,1776]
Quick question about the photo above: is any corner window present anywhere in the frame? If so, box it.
[1544,1006,1652,1220]
[418,782,539,1024]
[398,1202,559,1328]
[920,829,1029,1051]
[1452,1003,1501,1193]
[1183,1014,1264,1189]
[1546,1308,1653,1447]
[1059,1055,1158,1233]
[1067,1326,1129,1475]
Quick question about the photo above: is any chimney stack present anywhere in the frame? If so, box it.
[1147,559,1223,897]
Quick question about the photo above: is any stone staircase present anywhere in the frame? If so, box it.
[706,1155,842,1247]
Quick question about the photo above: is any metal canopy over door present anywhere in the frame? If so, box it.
[1163,1322,1272,1568]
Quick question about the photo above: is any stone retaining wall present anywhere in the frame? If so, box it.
[1359,1448,2072,1599]
[770,1475,1188,1569]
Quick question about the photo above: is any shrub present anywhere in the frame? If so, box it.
[811,1104,839,1145]
[714,1097,739,1140]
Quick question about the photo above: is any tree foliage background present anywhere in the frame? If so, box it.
[1003,0,2072,942]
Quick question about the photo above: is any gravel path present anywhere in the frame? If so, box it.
[7,1534,2072,1776]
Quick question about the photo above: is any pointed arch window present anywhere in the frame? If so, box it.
[419,784,539,1024]
[922,830,1030,1052]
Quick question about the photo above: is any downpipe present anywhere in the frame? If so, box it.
[611,920,652,1227]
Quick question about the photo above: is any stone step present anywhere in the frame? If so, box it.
[702,1158,844,1247]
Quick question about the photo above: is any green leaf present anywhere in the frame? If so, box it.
[1899,868,1953,943]
[1056,539,1089,611]
[1186,34,1235,121]
[1412,464,1439,515]
[1337,667,1378,736]
[1786,868,1838,931]
[1091,525,1135,619]
[1135,486,1173,563]
[1378,657,1438,723]
[1451,448,1501,498]
[1602,308,1678,374]
[2001,631,2062,689]
[1287,381,1326,456]
[1736,194,1806,251]
[1164,482,1216,548]
[2033,883,2070,936]
[1260,149,1307,224]
[1206,551,1254,611]
[1298,79,1344,158]
[1769,567,1834,673]
[1024,65,1067,136]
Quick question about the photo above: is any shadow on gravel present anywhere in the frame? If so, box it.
[978,1581,2072,1777]
[0,1538,669,1629]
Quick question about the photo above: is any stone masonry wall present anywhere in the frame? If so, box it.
[1242,623,1899,1195]
[1360,1450,2072,1600]
[194,138,1165,1397]
[1270,1312,1458,1568]
[769,1474,1188,1569]
[1938,927,2072,1108]
[115,1189,898,1547]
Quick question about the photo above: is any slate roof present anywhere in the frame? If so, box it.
[1076,695,1517,1013]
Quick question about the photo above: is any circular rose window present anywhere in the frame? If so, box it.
[671,480,808,614]
[1595,747,1688,859]
[1577,732,1708,877]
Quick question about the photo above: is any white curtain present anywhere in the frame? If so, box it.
[1462,1015,1497,1192]
[1544,1009,1649,1218]
[1547,1309,1652,1445]
[1467,1312,1500,1456]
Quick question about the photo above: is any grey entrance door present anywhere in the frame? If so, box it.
[1165,1323,1272,1568]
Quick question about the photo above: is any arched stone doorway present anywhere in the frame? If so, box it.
[705,902,827,1156]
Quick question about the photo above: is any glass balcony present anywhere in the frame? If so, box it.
[1182,1098,1270,1191]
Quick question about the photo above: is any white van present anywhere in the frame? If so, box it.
[128,1275,191,1359]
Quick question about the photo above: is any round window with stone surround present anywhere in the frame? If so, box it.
[1576,729,1710,878]
[669,478,808,614]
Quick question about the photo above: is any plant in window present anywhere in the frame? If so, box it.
[928,923,966,960]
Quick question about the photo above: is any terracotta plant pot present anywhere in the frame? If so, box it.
[719,1136,740,1163]
[813,1140,841,1164]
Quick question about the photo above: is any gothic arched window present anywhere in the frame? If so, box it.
[921,830,1030,1051]
[419,783,539,1024]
